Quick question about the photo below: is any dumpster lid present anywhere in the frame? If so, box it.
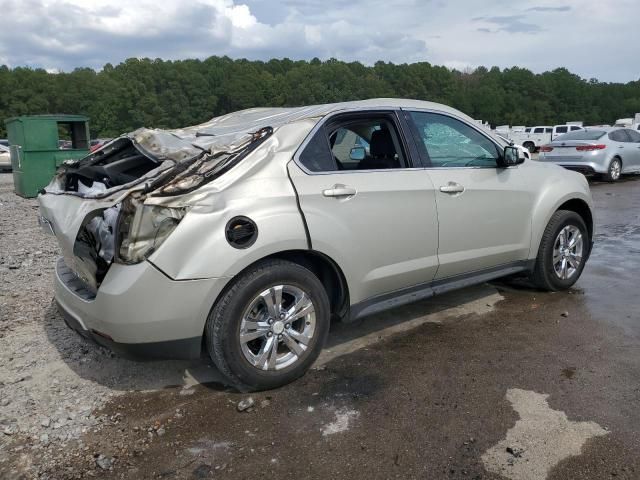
[4,114,89,125]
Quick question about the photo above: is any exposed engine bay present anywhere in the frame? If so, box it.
[40,125,274,292]
[63,139,158,194]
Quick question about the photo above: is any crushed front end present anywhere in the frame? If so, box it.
[38,123,274,358]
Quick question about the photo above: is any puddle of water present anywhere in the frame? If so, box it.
[580,221,640,337]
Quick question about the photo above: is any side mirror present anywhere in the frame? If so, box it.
[500,146,525,167]
[350,146,366,161]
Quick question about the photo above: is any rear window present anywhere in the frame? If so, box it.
[557,130,606,141]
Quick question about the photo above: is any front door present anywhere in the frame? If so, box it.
[288,111,439,305]
[404,110,535,279]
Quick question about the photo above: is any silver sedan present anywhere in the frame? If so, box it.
[538,128,640,181]
[0,144,11,171]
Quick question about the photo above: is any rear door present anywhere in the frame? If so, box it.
[621,129,640,172]
[288,110,439,305]
[403,110,534,279]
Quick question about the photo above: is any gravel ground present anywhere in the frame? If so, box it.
[0,174,213,478]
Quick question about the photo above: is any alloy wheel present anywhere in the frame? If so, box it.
[239,285,316,371]
[610,159,621,180]
[552,225,584,280]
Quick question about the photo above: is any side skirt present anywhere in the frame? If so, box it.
[348,260,534,321]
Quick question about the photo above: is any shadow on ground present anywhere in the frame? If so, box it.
[42,283,501,392]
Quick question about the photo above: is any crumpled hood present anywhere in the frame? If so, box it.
[128,104,335,163]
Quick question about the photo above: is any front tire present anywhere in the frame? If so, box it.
[603,157,622,182]
[206,259,330,391]
[531,210,589,291]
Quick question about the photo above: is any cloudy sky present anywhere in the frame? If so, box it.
[1,0,638,82]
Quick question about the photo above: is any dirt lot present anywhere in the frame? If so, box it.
[1,172,639,480]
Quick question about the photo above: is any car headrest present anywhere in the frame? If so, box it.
[370,129,396,158]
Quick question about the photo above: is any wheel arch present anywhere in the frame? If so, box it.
[613,154,623,169]
[556,198,593,242]
[530,189,594,262]
[267,249,350,320]
[209,249,350,323]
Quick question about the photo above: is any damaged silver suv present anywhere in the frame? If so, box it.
[38,99,594,390]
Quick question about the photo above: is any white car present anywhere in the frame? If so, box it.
[508,125,584,153]
[495,134,531,161]
[0,144,11,171]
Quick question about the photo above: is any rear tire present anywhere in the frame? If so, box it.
[205,259,330,391]
[603,157,622,182]
[531,210,589,291]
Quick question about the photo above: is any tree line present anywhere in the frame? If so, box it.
[1,56,639,139]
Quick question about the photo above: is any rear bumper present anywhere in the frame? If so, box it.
[560,165,597,176]
[54,257,229,360]
[57,301,203,360]
[538,158,607,175]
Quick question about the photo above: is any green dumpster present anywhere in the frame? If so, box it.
[4,114,90,198]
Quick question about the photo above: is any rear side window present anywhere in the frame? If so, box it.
[298,128,336,172]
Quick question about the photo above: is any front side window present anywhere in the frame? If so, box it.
[545,128,553,133]
[555,126,568,134]
[408,111,500,168]
[533,127,544,134]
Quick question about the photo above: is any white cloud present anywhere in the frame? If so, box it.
[0,0,638,81]
[225,4,257,29]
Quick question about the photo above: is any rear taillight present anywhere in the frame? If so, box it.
[540,145,554,152]
[576,144,606,151]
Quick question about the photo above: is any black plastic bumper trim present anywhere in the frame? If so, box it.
[56,301,202,360]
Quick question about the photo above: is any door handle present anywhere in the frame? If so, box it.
[439,182,465,194]
[322,185,357,198]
